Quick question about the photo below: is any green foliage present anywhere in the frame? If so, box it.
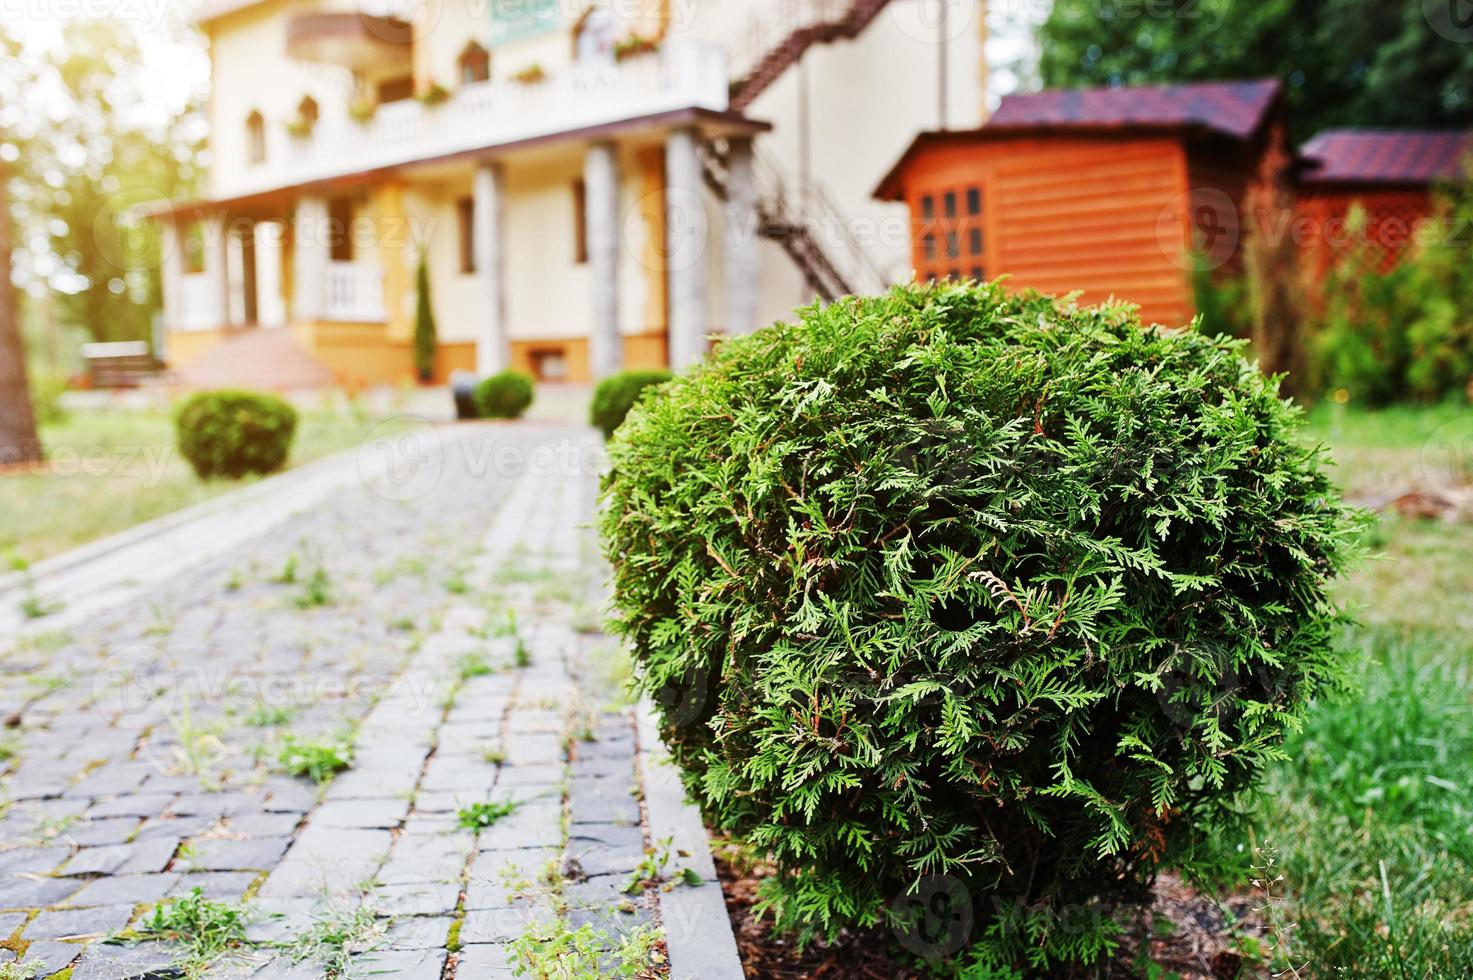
[273,732,354,784]
[413,255,437,382]
[1308,183,1473,405]
[458,798,517,830]
[474,370,535,419]
[589,369,672,439]
[132,888,247,971]
[1037,0,1473,142]
[174,390,298,480]
[600,281,1363,968]
[508,920,660,979]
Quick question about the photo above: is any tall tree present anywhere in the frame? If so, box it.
[0,26,39,465]
[0,156,40,466]
[1037,0,1473,141]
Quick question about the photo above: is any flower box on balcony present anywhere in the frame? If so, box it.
[614,35,661,62]
[349,98,378,124]
[417,81,451,107]
[511,63,547,85]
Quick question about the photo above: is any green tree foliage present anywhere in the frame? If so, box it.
[1309,177,1473,404]
[1038,0,1473,141]
[175,390,298,480]
[600,282,1364,970]
[413,255,437,381]
[6,19,203,345]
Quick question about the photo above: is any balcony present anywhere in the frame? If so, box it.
[178,274,219,331]
[286,11,412,72]
[223,41,729,198]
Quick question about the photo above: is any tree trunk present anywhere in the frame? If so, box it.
[1246,122,1305,398]
[0,158,42,466]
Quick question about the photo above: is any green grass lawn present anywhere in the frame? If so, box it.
[1196,402,1473,977]
[0,406,394,565]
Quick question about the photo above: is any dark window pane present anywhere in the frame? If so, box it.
[948,269,960,281]
[922,234,936,260]
[966,187,981,215]
[921,195,934,219]
[944,192,957,218]
[971,266,984,280]
[969,228,983,255]
[945,232,960,259]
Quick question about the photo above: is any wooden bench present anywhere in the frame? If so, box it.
[81,341,161,389]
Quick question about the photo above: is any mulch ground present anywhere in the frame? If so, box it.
[714,847,1270,980]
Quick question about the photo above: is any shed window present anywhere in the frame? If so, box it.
[914,183,984,284]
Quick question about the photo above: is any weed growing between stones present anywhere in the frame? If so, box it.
[272,732,354,784]
[457,798,518,830]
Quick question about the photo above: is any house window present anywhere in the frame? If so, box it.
[920,195,934,219]
[328,197,354,262]
[297,97,319,126]
[966,187,981,215]
[457,197,476,273]
[459,42,490,84]
[246,110,266,164]
[378,75,414,103]
[573,179,588,265]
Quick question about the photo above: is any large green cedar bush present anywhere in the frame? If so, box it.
[474,370,535,419]
[175,389,297,480]
[600,281,1363,969]
[590,369,672,439]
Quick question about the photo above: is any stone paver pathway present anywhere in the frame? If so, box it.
[0,425,671,978]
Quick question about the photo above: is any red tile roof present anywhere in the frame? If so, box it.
[1300,129,1472,186]
[987,78,1281,142]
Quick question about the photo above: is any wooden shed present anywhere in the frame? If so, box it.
[1297,129,1471,279]
[874,79,1292,327]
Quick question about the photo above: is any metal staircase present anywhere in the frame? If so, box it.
[728,0,896,110]
[710,0,895,300]
[700,137,886,302]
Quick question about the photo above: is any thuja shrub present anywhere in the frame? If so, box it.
[599,282,1363,969]
[175,390,297,480]
[590,369,672,439]
[474,370,535,419]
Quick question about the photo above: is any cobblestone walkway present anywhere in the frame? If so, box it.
[0,425,666,979]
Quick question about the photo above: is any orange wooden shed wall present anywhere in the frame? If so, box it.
[895,135,1198,327]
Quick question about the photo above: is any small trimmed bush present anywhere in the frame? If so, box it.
[599,282,1362,969]
[474,370,535,419]
[590,369,671,439]
[175,390,297,480]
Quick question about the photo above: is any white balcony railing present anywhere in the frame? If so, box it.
[324,261,386,323]
[178,274,219,331]
[221,41,728,199]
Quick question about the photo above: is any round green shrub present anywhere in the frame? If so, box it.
[599,282,1362,967]
[474,370,535,419]
[590,369,672,439]
[175,389,298,480]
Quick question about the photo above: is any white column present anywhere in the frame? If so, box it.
[292,195,329,322]
[724,136,760,337]
[666,127,708,370]
[255,221,288,328]
[585,141,622,380]
[474,162,509,375]
[203,213,231,329]
[160,218,183,330]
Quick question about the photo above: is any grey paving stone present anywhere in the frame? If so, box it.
[256,827,390,899]
[169,871,257,903]
[456,943,516,973]
[0,843,70,876]
[62,817,142,847]
[134,815,215,842]
[459,903,555,944]
[11,939,82,975]
[310,798,409,829]
[367,881,460,917]
[86,794,176,820]
[66,873,181,908]
[186,836,291,871]
[222,813,300,838]
[70,939,180,979]
[378,915,452,949]
[60,838,178,876]
[0,873,80,909]
[351,947,448,979]
[0,910,25,936]
[23,904,134,939]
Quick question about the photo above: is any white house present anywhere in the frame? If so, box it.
[154,0,987,386]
